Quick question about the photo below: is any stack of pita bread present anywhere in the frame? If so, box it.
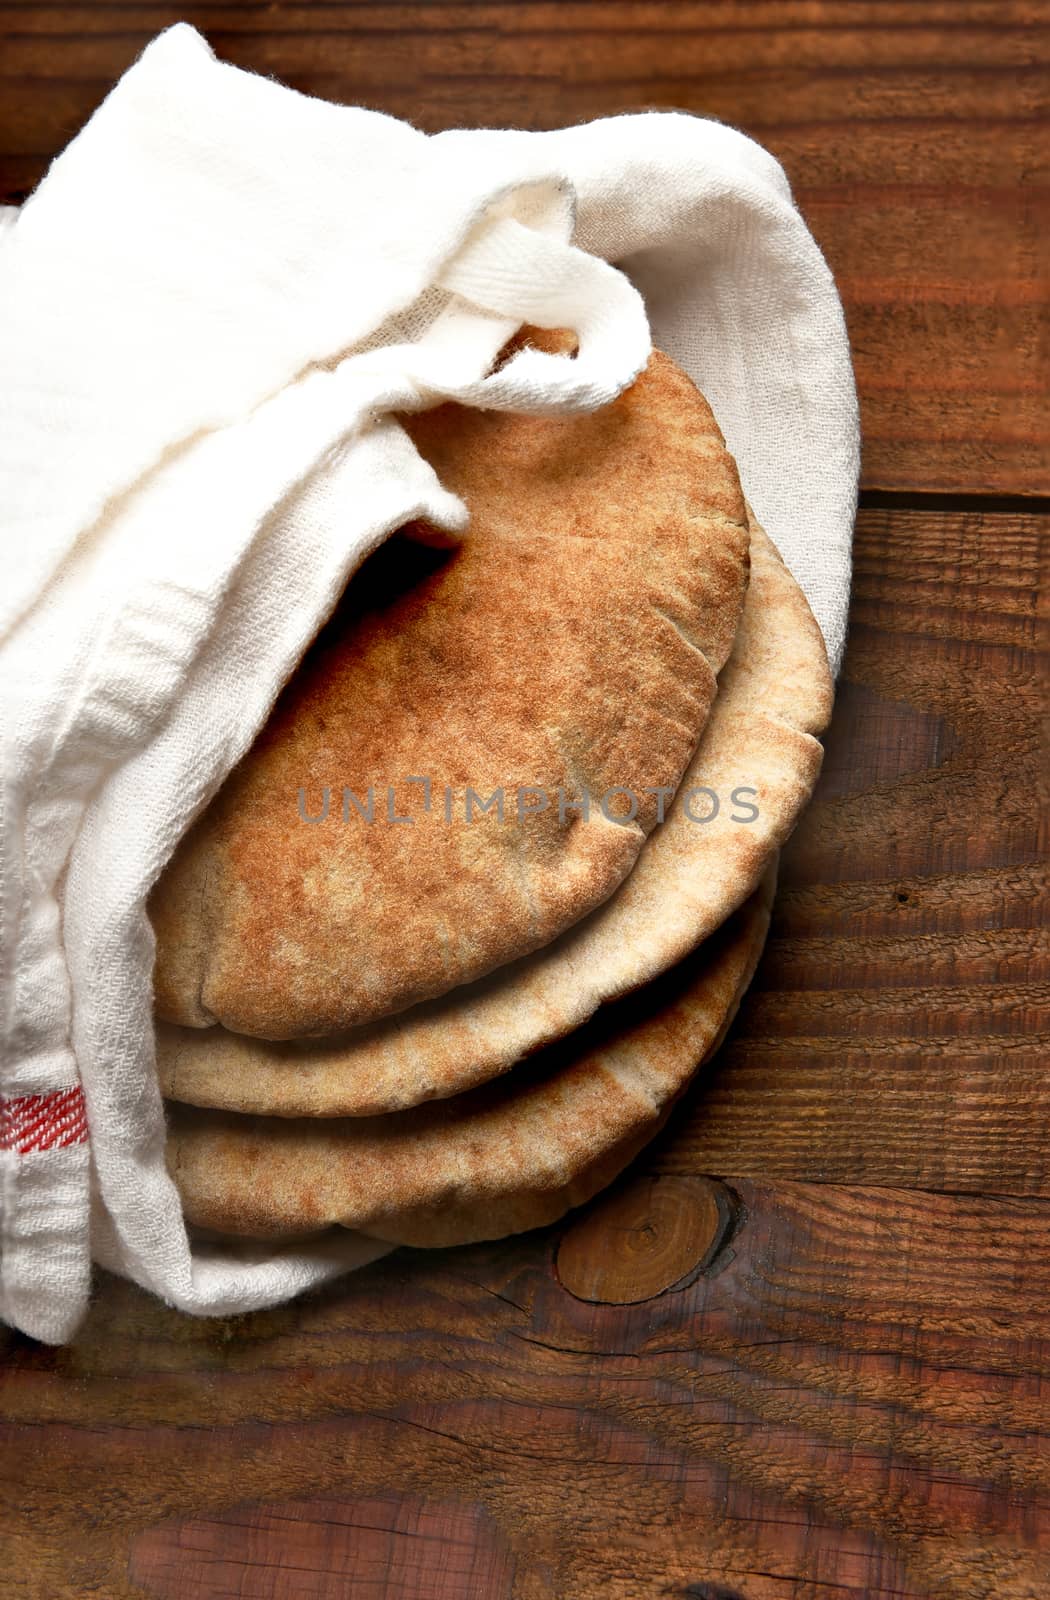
[153,329,833,1250]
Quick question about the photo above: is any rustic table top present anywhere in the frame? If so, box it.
[1,6,1046,1599]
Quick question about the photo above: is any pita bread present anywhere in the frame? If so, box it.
[158,516,830,1117]
[166,870,773,1247]
[149,337,749,1039]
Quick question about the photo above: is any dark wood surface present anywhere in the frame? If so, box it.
[1,5,1047,1598]
[2,0,1047,493]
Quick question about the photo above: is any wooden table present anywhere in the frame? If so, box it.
[2,6,1046,1597]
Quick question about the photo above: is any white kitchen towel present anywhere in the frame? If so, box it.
[0,23,858,1343]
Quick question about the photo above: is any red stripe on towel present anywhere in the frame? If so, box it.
[0,1087,89,1153]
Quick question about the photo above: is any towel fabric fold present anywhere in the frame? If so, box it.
[0,23,858,1342]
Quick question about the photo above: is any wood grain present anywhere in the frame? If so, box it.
[657,505,1049,1196]
[2,1176,1048,1599]
[1,505,1046,1597]
[0,6,1047,1598]
[0,1,1046,492]
[556,1175,735,1304]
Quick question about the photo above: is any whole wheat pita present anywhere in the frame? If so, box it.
[150,337,749,1039]
[158,516,829,1118]
[167,870,773,1247]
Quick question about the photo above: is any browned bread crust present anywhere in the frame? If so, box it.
[150,339,749,1038]
[157,515,829,1118]
[166,872,773,1247]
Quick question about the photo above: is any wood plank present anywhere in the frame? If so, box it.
[2,1175,1048,1599]
[1,506,1045,1596]
[0,1,1045,492]
[660,504,1048,1196]
[0,11,1046,1592]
